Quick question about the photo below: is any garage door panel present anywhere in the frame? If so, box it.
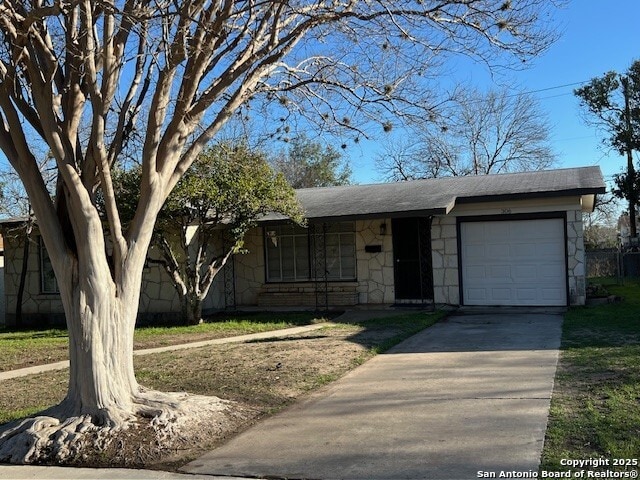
[515,288,537,302]
[461,218,567,306]
[466,288,487,302]
[486,244,508,259]
[536,241,564,255]
[466,265,486,279]
[512,243,540,259]
[492,222,511,238]
[541,288,564,301]
[489,265,511,278]
[463,222,486,239]
[491,288,512,301]
[514,265,537,280]
[466,244,486,259]
[539,264,564,279]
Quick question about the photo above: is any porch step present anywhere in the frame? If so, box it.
[257,288,358,307]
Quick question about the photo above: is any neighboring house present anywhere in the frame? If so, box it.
[0,166,606,326]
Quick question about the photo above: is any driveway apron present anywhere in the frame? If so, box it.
[182,313,563,480]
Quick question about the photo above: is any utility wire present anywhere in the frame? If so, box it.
[516,81,589,97]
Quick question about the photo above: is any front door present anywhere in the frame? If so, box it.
[392,218,434,301]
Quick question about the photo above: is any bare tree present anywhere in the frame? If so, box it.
[377,87,556,180]
[574,60,640,237]
[0,0,559,462]
[583,193,621,250]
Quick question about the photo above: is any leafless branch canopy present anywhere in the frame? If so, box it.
[0,0,558,279]
[376,86,556,180]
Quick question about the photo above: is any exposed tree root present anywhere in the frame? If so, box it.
[0,389,236,465]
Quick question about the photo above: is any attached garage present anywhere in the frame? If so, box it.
[459,217,567,306]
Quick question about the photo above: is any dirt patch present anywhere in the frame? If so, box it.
[65,398,260,471]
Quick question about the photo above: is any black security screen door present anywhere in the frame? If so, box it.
[392,218,434,301]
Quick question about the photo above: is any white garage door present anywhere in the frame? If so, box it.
[460,218,567,306]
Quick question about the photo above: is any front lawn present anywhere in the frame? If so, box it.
[0,310,445,468]
[0,312,328,372]
[540,280,640,472]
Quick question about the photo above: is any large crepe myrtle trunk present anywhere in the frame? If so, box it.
[39,197,154,422]
[0,162,173,462]
[59,237,141,423]
[0,189,211,463]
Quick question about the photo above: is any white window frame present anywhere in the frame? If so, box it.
[264,222,356,283]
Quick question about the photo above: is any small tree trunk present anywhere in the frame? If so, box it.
[182,293,203,325]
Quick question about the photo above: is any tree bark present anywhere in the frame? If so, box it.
[622,77,638,239]
[62,273,138,424]
[182,294,204,326]
[0,198,178,462]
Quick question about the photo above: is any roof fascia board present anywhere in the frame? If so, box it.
[454,188,607,206]
[258,208,448,224]
[581,194,597,213]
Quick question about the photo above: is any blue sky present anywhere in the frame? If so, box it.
[348,0,640,186]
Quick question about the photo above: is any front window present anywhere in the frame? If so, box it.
[325,223,356,280]
[265,224,310,282]
[265,222,356,282]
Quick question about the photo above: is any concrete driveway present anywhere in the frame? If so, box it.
[182,312,563,480]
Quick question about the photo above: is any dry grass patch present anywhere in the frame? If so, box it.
[0,312,328,372]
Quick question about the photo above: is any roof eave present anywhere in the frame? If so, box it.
[454,187,607,206]
[258,207,449,224]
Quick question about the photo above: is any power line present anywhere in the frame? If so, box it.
[449,79,591,108]
[518,81,589,97]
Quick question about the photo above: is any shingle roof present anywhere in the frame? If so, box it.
[264,166,606,222]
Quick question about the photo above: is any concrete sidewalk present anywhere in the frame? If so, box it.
[0,465,242,479]
[182,313,563,480]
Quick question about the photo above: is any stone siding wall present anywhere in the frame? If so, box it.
[355,219,395,304]
[566,208,586,305]
[233,228,265,306]
[2,228,65,326]
[2,194,589,321]
[430,216,459,305]
[138,246,182,321]
[257,283,358,307]
[1,227,201,325]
